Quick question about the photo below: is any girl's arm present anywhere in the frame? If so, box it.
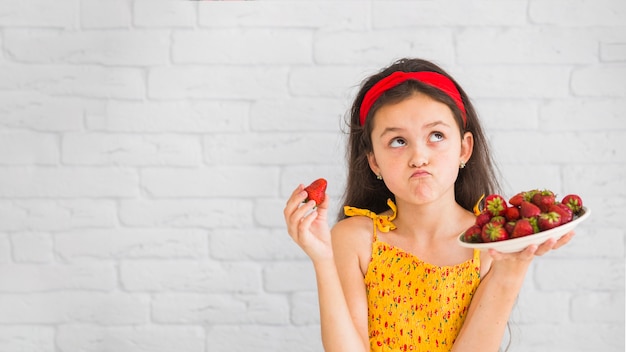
[283,185,369,352]
[451,232,575,352]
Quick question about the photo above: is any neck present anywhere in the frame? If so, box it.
[392,196,473,241]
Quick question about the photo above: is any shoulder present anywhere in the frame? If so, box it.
[332,216,374,249]
[331,215,375,273]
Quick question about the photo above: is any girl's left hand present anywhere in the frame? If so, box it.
[487,231,575,284]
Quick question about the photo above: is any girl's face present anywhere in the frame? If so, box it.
[367,93,473,205]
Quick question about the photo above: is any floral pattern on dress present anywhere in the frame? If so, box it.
[345,201,481,352]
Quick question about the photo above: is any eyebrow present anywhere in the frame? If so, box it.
[379,120,450,138]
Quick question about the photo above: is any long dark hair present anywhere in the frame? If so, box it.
[338,58,501,221]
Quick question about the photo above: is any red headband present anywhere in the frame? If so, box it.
[359,71,467,127]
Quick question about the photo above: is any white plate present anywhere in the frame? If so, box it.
[457,207,591,253]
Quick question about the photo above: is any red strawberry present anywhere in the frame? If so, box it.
[475,211,492,228]
[504,206,520,222]
[481,222,509,242]
[508,192,525,207]
[562,194,583,214]
[303,178,327,204]
[484,194,508,217]
[531,190,556,212]
[504,221,516,235]
[490,216,506,227]
[538,211,561,231]
[463,225,483,243]
[527,216,540,233]
[550,203,573,224]
[520,201,541,218]
[511,218,535,238]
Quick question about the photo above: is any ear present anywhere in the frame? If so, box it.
[367,152,381,177]
[460,131,474,164]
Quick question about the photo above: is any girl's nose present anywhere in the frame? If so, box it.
[408,145,429,167]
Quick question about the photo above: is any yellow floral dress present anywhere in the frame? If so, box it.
[344,200,481,352]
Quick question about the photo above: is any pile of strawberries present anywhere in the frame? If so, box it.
[462,189,584,243]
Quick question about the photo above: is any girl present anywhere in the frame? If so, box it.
[283,58,573,352]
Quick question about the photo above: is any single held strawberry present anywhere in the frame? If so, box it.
[303,178,327,205]
[484,194,508,217]
[520,200,541,218]
[511,218,535,238]
[562,194,583,214]
[463,225,483,243]
[538,211,562,231]
[481,222,509,242]
[531,189,556,212]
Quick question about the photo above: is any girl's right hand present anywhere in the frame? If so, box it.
[283,184,333,262]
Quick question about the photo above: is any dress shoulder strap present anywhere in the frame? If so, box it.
[343,199,398,241]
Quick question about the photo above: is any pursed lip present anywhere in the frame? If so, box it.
[410,169,431,178]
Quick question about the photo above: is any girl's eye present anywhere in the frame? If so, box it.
[389,137,406,148]
[429,132,444,142]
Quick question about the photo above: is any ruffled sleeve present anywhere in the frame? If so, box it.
[344,199,398,233]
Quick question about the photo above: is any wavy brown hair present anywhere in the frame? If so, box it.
[337,58,501,221]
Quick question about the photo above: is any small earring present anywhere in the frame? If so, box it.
[376,174,383,180]
[459,161,466,169]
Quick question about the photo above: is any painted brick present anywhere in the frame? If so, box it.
[197,1,367,29]
[0,167,138,198]
[57,325,205,352]
[250,98,345,132]
[601,42,626,61]
[148,66,289,99]
[571,291,624,323]
[0,326,54,352]
[206,325,322,352]
[0,92,85,132]
[80,0,132,29]
[152,293,289,325]
[373,1,528,27]
[0,0,75,28]
[529,0,626,26]
[291,291,320,325]
[55,229,208,260]
[4,29,170,66]
[120,260,262,293]
[457,66,572,99]
[458,27,598,64]
[572,65,626,97]
[11,232,53,263]
[264,261,317,292]
[86,100,249,133]
[0,292,149,324]
[0,234,10,263]
[173,29,313,64]
[539,98,626,131]
[0,131,58,165]
[534,258,624,291]
[205,132,341,165]
[0,200,117,231]
[120,199,254,228]
[314,29,455,65]
[62,133,202,166]
[210,229,308,261]
[0,263,116,292]
[0,65,145,100]
[141,167,279,198]
[134,0,196,28]
[512,322,624,351]
[289,65,379,98]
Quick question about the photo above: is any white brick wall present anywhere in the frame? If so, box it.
[0,1,623,351]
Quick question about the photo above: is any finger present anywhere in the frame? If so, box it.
[283,185,307,219]
[553,231,575,250]
[534,238,557,256]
